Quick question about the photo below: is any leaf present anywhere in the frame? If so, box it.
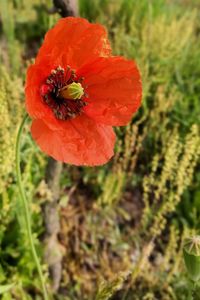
[0,283,15,294]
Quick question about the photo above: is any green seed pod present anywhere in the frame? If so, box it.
[60,82,84,100]
[183,236,200,282]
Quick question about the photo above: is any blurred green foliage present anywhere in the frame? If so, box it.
[0,0,200,299]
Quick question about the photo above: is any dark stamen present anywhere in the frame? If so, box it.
[40,66,87,120]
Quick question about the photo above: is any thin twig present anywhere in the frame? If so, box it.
[44,158,63,292]
[50,0,79,17]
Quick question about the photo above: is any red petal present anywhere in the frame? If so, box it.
[25,64,50,118]
[36,17,111,69]
[31,115,116,166]
[25,62,62,130]
[78,57,142,126]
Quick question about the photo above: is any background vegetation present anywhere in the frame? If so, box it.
[0,0,200,299]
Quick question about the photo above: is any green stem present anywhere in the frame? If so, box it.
[192,281,198,300]
[15,114,49,300]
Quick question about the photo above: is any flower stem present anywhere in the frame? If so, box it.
[15,114,49,300]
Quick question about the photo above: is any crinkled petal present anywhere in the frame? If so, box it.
[36,17,111,69]
[25,63,50,118]
[78,57,142,126]
[25,61,64,130]
[31,115,116,166]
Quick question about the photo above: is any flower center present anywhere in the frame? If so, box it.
[40,66,87,120]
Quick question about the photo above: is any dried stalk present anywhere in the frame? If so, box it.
[52,0,79,17]
[44,158,63,292]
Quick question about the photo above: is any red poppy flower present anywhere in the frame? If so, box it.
[25,17,142,166]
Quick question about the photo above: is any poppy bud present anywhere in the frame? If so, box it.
[59,82,84,100]
[183,236,200,282]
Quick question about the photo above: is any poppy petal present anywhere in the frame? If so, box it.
[31,115,116,166]
[36,17,111,69]
[78,57,142,126]
[25,62,63,130]
[25,63,51,118]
